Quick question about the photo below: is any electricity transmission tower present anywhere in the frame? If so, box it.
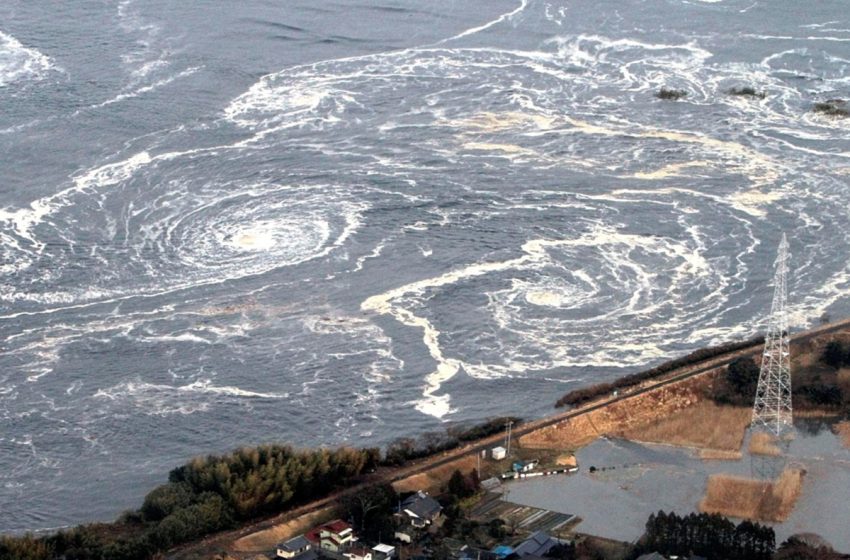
[751,233,793,437]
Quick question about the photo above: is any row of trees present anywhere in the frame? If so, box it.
[556,337,764,408]
[640,511,775,560]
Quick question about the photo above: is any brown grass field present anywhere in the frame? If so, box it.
[700,467,805,522]
[392,455,477,494]
[698,449,743,461]
[619,401,751,452]
[748,432,782,456]
[233,506,335,552]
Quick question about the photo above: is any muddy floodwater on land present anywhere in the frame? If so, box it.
[506,420,850,552]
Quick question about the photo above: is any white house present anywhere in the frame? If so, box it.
[276,535,317,560]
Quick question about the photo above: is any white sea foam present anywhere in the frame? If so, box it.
[437,0,529,44]
[0,128,366,305]
[87,66,201,110]
[92,378,287,416]
[0,31,55,87]
[362,225,719,418]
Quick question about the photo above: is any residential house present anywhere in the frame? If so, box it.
[306,520,357,553]
[399,491,443,528]
[276,535,319,560]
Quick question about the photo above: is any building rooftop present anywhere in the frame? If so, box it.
[491,545,514,559]
[401,491,442,519]
[306,519,354,544]
[323,520,353,534]
[514,531,560,558]
[278,535,311,552]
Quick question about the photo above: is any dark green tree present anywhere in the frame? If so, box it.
[822,341,846,369]
[726,357,761,394]
[341,483,397,543]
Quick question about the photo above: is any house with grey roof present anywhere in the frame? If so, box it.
[277,535,319,560]
[399,491,443,528]
[513,531,563,558]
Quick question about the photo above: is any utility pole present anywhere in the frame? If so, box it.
[751,233,793,437]
[505,420,514,456]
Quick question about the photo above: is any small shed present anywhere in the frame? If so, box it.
[481,477,501,491]
[372,544,396,560]
[491,446,507,460]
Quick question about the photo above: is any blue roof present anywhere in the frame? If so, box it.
[492,545,514,558]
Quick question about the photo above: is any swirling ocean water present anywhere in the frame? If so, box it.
[1,0,849,532]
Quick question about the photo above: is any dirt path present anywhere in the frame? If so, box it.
[167,318,850,559]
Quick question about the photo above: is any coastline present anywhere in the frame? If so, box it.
[5,316,850,559]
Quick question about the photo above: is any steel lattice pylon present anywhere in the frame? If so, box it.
[751,233,793,437]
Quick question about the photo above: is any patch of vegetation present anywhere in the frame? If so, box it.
[712,340,850,411]
[637,510,775,560]
[775,535,843,560]
[556,337,764,408]
[655,87,688,100]
[447,469,480,501]
[812,100,849,118]
[713,356,761,406]
[341,482,397,544]
[821,340,850,368]
[727,86,766,99]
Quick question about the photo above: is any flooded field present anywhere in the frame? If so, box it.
[505,419,850,552]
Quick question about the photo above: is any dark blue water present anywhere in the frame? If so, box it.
[1,0,849,532]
